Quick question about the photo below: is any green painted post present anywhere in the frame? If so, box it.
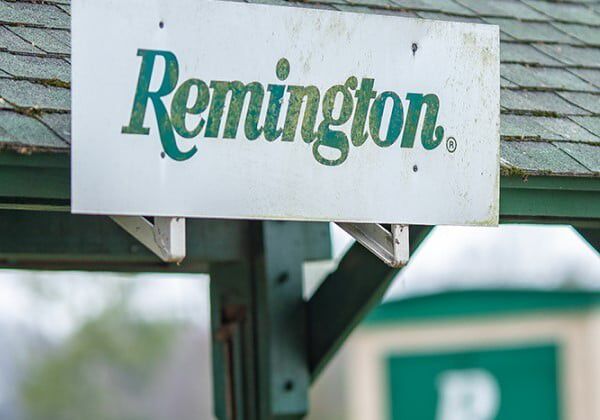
[210,221,309,420]
[307,225,432,381]
[211,261,257,420]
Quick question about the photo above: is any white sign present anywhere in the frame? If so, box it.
[72,0,500,225]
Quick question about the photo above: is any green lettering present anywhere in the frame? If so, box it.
[369,91,403,147]
[205,81,264,140]
[282,86,320,143]
[122,49,196,161]
[352,78,376,147]
[264,85,285,141]
[264,58,290,141]
[400,93,444,150]
[170,78,210,138]
[313,77,355,166]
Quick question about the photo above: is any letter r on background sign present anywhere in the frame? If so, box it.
[436,369,501,420]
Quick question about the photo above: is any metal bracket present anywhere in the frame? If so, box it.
[335,223,409,268]
[111,216,186,263]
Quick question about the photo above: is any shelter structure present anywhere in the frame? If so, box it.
[0,0,598,419]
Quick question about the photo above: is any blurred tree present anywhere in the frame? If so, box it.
[20,285,179,420]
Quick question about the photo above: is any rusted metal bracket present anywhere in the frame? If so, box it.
[335,223,409,268]
[111,216,186,263]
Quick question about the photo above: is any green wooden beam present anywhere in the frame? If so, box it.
[307,225,432,382]
[0,209,248,272]
[0,210,330,270]
[0,152,69,210]
[500,176,600,225]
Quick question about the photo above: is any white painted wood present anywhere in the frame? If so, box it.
[111,216,186,263]
[336,223,409,267]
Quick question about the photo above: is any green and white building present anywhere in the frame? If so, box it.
[311,289,600,420]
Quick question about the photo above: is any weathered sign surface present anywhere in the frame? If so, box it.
[72,0,500,225]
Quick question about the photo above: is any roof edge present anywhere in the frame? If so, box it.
[364,289,600,326]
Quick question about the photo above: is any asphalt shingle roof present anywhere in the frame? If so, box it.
[0,0,599,177]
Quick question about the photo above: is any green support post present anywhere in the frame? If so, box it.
[307,225,432,381]
[211,261,256,420]
[210,221,309,420]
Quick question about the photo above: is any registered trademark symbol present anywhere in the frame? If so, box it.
[446,137,457,153]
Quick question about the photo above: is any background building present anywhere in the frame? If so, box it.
[309,289,600,420]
